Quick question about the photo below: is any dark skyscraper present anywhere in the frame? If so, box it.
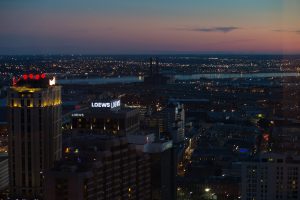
[144,58,174,85]
[44,135,151,200]
[8,74,62,199]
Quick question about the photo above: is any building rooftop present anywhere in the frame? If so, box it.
[246,153,300,164]
[12,74,56,88]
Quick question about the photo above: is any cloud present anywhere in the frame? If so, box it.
[177,26,240,33]
[194,26,240,33]
[272,29,284,32]
[273,29,300,34]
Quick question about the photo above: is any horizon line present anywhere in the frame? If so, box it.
[1,52,300,56]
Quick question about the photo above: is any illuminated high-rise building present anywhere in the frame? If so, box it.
[143,101,185,144]
[7,74,62,199]
[71,99,140,136]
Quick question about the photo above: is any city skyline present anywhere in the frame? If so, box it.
[1,0,300,55]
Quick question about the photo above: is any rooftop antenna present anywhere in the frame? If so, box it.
[150,57,153,76]
[155,57,159,74]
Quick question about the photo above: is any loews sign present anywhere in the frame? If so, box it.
[91,100,121,109]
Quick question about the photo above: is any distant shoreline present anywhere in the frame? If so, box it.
[57,72,300,85]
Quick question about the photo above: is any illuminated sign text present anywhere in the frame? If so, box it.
[91,100,121,109]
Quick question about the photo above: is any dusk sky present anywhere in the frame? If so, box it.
[1,0,300,54]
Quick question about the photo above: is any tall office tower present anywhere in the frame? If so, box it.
[165,101,185,144]
[7,74,62,199]
[127,134,177,200]
[44,135,151,200]
[241,153,300,200]
[144,58,174,85]
[146,101,185,143]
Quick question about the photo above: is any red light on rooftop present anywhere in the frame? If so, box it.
[29,74,34,79]
[263,133,269,142]
[41,73,46,79]
[23,74,28,80]
[75,105,81,110]
[12,77,17,85]
[35,74,40,80]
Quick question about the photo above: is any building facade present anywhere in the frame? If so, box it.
[144,101,185,144]
[44,136,151,200]
[127,134,177,200]
[242,153,300,200]
[71,99,139,136]
[7,74,62,199]
[0,153,8,191]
